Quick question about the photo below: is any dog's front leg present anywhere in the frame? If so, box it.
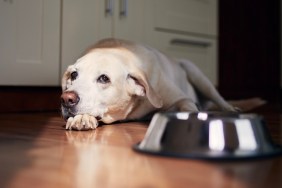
[66,114,98,131]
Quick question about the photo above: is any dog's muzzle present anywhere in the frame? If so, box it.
[61,91,80,120]
[61,91,80,108]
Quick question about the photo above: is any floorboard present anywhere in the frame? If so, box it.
[0,107,281,188]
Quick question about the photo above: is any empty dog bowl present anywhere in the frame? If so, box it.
[133,112,282,160]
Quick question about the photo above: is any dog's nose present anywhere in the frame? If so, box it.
[61,91,80,107]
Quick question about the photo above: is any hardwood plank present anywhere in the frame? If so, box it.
[0,112,281,188]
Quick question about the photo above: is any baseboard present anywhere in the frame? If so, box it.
[0,86,280,113]
[0,86,61,113]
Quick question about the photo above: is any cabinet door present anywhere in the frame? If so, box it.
[0,0,60,85]
[151,32,218,85]
[143,0,218,85]
[154,0,218,36]
[113,0,146,42]
[61,0,113,76]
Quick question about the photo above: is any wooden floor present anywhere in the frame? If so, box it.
[0,106,281,188]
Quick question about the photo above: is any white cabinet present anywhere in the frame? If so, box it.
[154,0,217,36]
[144,0,218,84]
[0,0,218,86]
[0,0,60,85]
[153,33,218,85]
[61,0,104,79]
[61,0,147,76]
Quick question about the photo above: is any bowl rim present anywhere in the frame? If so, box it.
[133,142,282,161]
[133,111,282,160]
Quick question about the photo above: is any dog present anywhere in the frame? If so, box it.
[61,38,261,130]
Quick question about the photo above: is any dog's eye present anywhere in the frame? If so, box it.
[70,71,78,81]
[97,74,110,84]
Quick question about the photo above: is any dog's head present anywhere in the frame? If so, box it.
[61,42,163,124]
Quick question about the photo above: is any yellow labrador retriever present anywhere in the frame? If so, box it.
[61,38,238,130]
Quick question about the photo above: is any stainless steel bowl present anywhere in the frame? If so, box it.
[133,112,282,160]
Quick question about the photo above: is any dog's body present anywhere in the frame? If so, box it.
[61,38,237,130]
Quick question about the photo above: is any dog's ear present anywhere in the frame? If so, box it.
[126,73,163,108]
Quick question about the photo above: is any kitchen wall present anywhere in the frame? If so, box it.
[218,0,280,104]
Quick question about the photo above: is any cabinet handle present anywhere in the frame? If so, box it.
[170,39,211,48]
[120,0,128,17]
[105,0,113,16]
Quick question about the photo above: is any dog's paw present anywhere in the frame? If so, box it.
[65,114,98,131]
